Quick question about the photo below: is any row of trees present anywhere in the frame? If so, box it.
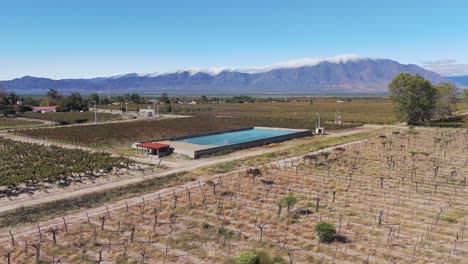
[389,73,464,124]
[86,92,292,106]
[0,89,33,116]
[0,88,89,115]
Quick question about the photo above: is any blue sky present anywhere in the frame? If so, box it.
[1,0,468,79]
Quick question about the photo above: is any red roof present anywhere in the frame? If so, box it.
[136,142,170,149]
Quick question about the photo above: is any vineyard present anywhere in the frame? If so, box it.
[100,99,398,124]
[22,112,121,125]
[99,104,212,113]
[0,118,43,130]
[0,137,132,198]
[2,128,466,263]
[16,116,359,147]
[190,99,397,124]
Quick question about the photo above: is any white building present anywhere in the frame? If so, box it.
[139,108,155,117]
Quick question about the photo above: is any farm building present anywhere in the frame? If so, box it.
[139,108,155,117]
[32,106,57,113]
[135,142,171,158]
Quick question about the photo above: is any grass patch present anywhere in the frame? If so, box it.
[441,215,458,223]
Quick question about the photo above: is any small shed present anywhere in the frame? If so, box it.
[136,142,171,157]
[139,108,155,117]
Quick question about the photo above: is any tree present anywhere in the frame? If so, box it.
[276,195,297,216]
[89,93,100,104]
[464,89,468,105]
[282,195,297,213]
[0,89,8,105]
[130,93,140,104]
[388,73,437,124]
[22,97,41,106]
[0,90,17,105]
[56,93,88,112]
[123,93,131,103]
[6,92,18,105]
[46,89,61,106]
[159,93,170,104]
[434,82,457,118]
[47,89,59,99]
[200,95,208,103]
[315,221,336,243]
[100,98,111,105]
[0,105,15,116]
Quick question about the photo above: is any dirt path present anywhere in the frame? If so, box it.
[16,117,57,126]
[0,125,387,216]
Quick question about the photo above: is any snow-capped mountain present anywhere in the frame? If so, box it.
[0,56,448,95]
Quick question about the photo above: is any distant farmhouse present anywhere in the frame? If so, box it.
[31,106,57,113]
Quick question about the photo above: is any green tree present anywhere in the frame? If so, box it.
[200,95,208,103]
[130,93,140,103]
[0,88,7,105]
[315,221,336,243]
[22,97,41,106]
[159,92,170,104]
[282,195,297,213]
[388,73,437,124]
[46,89,61,106]
[6,92,18,105]
[47,88,59,99]
[100,98,111,105]
[464,89,468,105]
[123,93,131,103]
[434,82,457,118]
[57,93,88,112]
[89,93,100,104]
[276,195,297,216]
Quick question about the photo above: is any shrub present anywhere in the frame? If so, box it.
[314,221,336,243]
[234,250,286,264]
[235,250,259,264]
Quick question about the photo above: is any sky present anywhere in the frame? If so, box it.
[1,0,468,80]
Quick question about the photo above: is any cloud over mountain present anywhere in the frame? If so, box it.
[0,56,448,95]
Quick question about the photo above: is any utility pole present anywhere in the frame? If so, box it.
[90,101,97,124]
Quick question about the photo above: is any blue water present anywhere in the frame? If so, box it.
[176,128,296,146]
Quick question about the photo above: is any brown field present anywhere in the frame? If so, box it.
[2,128,466,263]
[193,99,397,124]
[15,116,358,147]
[100,98,398,124]
[22,112,121,124]
[0,118,43,129]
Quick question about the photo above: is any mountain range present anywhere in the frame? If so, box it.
[0,57,455,95]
